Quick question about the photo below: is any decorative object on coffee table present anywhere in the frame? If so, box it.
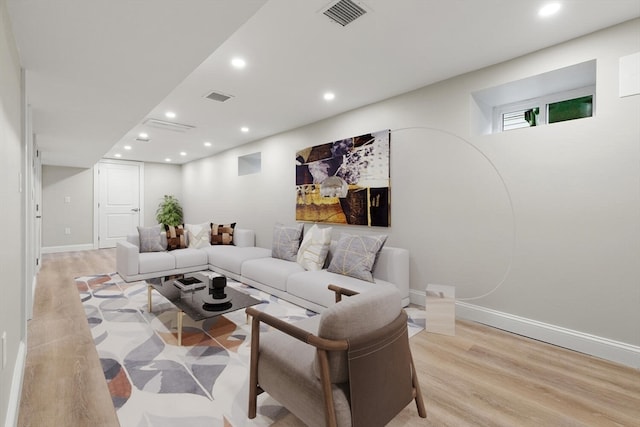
[202,276,233,311]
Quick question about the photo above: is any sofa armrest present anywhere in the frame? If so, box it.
[372,246,410,301]
[233,228,255,247]
[116,241,139,279]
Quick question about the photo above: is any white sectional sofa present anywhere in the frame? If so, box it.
[116,228,409,313]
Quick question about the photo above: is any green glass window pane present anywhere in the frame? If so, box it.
[548,95,593,124]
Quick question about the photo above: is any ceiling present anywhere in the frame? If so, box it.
[7,0,640,168]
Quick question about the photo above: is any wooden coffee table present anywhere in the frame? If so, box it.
[147,272,260,345]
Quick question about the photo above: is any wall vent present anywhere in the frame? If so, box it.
[205,90,233,102]
[323,0,367,26]
[142,118,195,133]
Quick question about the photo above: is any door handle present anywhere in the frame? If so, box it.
[36,215,42,219]
[131,208,140,212]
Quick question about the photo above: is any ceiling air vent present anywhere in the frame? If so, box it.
[323,0,367,26]
[205,90,233,103]
[142,118,195,133]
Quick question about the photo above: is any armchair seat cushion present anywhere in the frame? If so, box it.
[259,316,352,427]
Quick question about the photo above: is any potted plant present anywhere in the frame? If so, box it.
[156,195,183,226]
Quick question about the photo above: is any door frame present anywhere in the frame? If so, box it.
[93,159,145,249]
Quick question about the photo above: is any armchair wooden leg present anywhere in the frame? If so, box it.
[410,356,427,418]
[248,315,260,419]
[317,349,338,427]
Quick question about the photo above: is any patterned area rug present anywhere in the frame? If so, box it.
[76,273,426,426]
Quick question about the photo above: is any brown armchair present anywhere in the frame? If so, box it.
[245,285,426,427]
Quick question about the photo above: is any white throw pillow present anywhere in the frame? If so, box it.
[185,222,211,249]
[297,224,332,271]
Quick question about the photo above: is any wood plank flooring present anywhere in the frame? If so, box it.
[18,249,640,427]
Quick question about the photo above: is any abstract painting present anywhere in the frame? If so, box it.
[296,129,390,226]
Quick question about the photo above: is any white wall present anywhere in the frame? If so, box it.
[0,0,25,423]
[143,162,182,226]
[41,166,94,247]
[182,20,640,361]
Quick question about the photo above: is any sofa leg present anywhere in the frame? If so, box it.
[147,284,153,312]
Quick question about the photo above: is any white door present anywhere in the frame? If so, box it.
[98,160,143,248]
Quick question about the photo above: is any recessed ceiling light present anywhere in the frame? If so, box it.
[241,126,249,133]
[204,141,212,147]
[539,2,561,17]
[124,145,132,150]
[323,92,336,101]
[114,153,122,158]
[180,152,187,156]
[165,158,172,162]
[231,57,246,69]
[165,111,176,119]
[138,132,149,139]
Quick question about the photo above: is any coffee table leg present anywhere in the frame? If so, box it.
[147,285,153,312]
[177,310,184,346]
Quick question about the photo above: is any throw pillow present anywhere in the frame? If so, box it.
[272,223,304,261]
[327,233,387,282]
[211,223,236,245]
[296,224,332,271]
[165,224,187,251]
[185,222,211,249]
[137,225,165,253]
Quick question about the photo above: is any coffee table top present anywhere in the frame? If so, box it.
[148,272,260,321]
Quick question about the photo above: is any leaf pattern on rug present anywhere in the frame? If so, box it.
[101,357,131,409]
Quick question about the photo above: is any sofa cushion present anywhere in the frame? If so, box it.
[296,224,332,271]
[286,269,396,308]
[211,223,236,245]
[172,248,208,269]
[185,222,211,249]
[272,223,304,261]
[138,251,175,274]
[242,257,306,292]
[327,233,387,282]
[165,224,187,251]
[202,245,271,277]
[137,225,165,252]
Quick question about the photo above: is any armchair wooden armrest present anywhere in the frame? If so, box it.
[327,284,360,303]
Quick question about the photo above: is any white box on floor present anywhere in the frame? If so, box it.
[425,284,455,336]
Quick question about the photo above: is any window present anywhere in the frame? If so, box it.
[548,95,593,124]
[471,60,596,135]
[238,152,261,176]
[494,86,595,132]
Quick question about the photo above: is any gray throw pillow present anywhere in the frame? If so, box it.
[272,223,304,261]
[137,225,165,253]
[327,233,387,282]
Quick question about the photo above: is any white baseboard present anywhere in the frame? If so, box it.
[409,288,426,306]
[456,301,640,370]
[4,341,26,427]
[41,243,94,254]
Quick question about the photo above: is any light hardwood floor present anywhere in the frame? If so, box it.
[18,249,640,427]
